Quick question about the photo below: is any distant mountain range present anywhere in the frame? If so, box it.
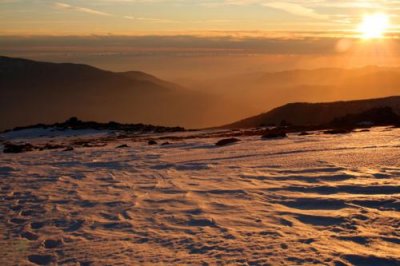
[181,66,400,119]
[225,96,400,128]
[0,56,244,131]
[2,56,400,131]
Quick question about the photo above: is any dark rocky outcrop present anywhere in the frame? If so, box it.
[324,128,353,135]
[262,130,287,139]
[299,131,311,136]
[40,144,65,151]
[6,117,185,134]
[43,239,63,249]
[148,140,157,145]
[116,144,129,149]
[3,143,35,153]
[215,138,240,146]
[62,147,74,152]
[27,254,56,265]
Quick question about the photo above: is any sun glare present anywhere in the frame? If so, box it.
[359,13,390,39]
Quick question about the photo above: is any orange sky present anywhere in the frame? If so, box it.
[1,1,400,77]
[1,0,399,36]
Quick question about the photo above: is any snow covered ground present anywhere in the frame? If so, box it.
[1,127,400,265]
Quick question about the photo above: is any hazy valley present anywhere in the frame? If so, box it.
[3,56,400,131]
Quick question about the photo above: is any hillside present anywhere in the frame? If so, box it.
[0,56,239,131]
[4,56,400,131]
[225,96,400,128]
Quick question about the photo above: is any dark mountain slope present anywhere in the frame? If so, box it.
[0,56,227,130]
[120,71,183,90]
[225,96,400,128]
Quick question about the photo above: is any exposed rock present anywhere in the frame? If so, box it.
[262,130,287,139]
[187,218,217,227]
[20,231,39,240]
[3,143,36,153]
[324,128,353,135]
[148,140,157,145]
[116,144,129,149]
[72,140,105,148]
[27,254,56,265]
[41,144,64,150]
[161,142,171,146]
[30,222,45,229]
[43,239,63,249]
[7,117,185,134]
[215,138,240,146]
[299,131,311,136]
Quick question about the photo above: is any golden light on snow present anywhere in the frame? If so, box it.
[358,13,390,39]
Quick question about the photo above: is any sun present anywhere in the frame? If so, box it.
[358,13,390,39]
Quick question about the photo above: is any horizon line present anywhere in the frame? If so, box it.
[1,30,399,39]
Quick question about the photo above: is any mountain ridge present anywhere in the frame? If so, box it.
[224,96,400,128]
[3,56,400,131]
[0,56,229,131]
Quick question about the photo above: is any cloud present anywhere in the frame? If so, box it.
[54,2,171,23]
[262,1,328,20]
[54,2,111,16]
[202,0,329,20]
[0,34,366,57]
[123,15,176,23]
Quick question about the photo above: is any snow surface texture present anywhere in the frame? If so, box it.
[0,127,400,265]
